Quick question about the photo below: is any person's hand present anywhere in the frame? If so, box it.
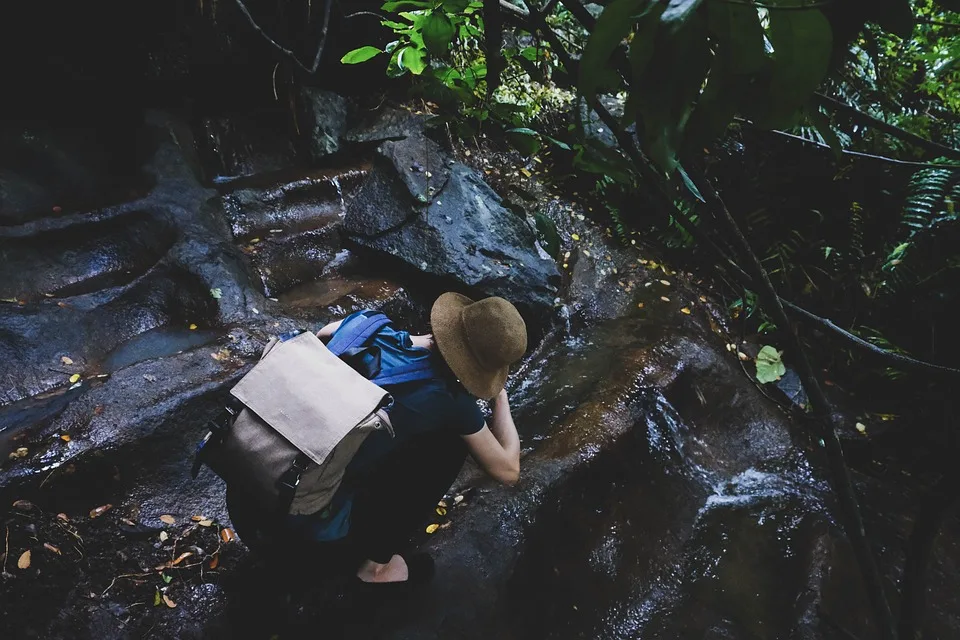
[493,388,509,406]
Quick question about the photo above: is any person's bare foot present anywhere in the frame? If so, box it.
[356,555,409,583]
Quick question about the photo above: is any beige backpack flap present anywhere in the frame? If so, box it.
[230,331,391,468]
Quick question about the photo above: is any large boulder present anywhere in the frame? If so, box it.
[300,88,349,162]
[345,162,561,321]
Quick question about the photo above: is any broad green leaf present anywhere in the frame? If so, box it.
[422,11,456,55]
[506,127,541,156]
[755,345,786,384]
[762,9,832,128]
[661,0,704,30]
[400,46,428,74]
[382,0,432,11]
[628,5,662,86]
[545,136,572,151]
[340,46,383,64]
[533,212,561,258]
[580,0,654,106]
[707,2,765,75]
[443,0,471,12]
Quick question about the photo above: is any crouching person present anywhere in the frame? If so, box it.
[224,292,526,590]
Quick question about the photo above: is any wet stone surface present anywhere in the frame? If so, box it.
[1,100,958,640]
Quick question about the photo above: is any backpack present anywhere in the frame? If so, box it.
[192,312,436,518]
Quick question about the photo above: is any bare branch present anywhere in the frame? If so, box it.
[234,0,332,74]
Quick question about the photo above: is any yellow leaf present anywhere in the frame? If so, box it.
[17,550,31,569]
[425,524,440,534]
[160,515,176,525]
[163,594,177,608]
[680,307,692,315]
[699,296,707,303]
[61,356,74,365]
[60,434,71,442]
[436,507,447,516]
[571,234,580,241]
[855,422,867,434]
[189,324,198,330]
[637,303,644,309]
[199,519,213,527]
[69,374,81,384]
[249,238,261,244]
[520,168,532,178]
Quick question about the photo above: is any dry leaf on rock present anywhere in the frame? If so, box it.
[17,550,31,569]
[163,594,177,608]
[61,356,74,365]
[89,504,113,518]
[219,528,236,544]
[159,515,176,525]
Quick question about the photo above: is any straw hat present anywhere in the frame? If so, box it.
[431,293,527,400]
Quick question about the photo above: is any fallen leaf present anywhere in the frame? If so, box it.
[143,374,157,383]
[520,168,532,178]
[425,524,440,534]
[437,500,448,508]
[60,434,71,442]
[436,507,447,516]
[44,543,61,555]
[61,356,74,365]
[163,594,177,609]
[659,279,671,286]
[637,303,645,309]
[571,233,580,241]
[856,422,867,434]
[755,345,786,383]
[660,296,670,302]
[680,307,692,315]
[94,405,104,416]
[439,522,452,529]
[56,513,69,522]
[210,288,223,299]
[154,590,163,606]
[12,499,34,511]
[162,572,173,584]
[189,324,198,330]
[170,552,192,566]
[17,550,31,569]
[220,528,236,544]
[453,495,464,504]
[159,515,176,525]
[89,504,113,518]
[209,554,220,570]
[738,351,750,361]
[191,515,203,522]
[159,531,169,542]
[699,296,707,303]
[249,238,261,244]
[198,519,213,527]
[121,518,136,526]
[69,374,81,384]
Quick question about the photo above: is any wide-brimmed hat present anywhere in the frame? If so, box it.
[431,292,527,400]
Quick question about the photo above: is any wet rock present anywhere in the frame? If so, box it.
[344,106,426,144]
[300,88,349,161]
[346,163,561,319]
[197,114,298,180]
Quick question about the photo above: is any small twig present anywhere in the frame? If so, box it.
[2,527,9,576]
[234,0,332,74]
[342,10,387,20]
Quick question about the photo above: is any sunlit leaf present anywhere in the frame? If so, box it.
[159,515,176,525]
[17,550,31,569]
[69,374,81,384]
[425,523,440,533]
[341,46,383,64]
[755,345,786,384]
[423,11,456,55]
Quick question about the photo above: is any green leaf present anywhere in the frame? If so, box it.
[506,127,541,156]
[400,46,428,74]
[443,0,471,12]
[545,136,572,151]
[707,1,765,75]
[628,6,662,86]
[806,106,843,160]
[661,0,704,30]
[677,165,705,202]
[422,11,456,55]
[755,346,786,384]
[762,9,832,128]
[382,0,433,11]
[533,212,561,258]
[210,287,223,299]
[153,590,163,607]
[340,46,383,64]
[161,572,173,584]
[580,0,654,105]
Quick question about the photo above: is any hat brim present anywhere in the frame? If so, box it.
[431,292,509,401]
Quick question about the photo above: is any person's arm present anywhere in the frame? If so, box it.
[316,319,343,342]
[462,389,521,486]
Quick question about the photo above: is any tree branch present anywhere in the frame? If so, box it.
[815,93,960,160]
[234,0,332,74]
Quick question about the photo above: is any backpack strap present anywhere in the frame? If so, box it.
[326,312,392,357]
[371,358,437,386]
